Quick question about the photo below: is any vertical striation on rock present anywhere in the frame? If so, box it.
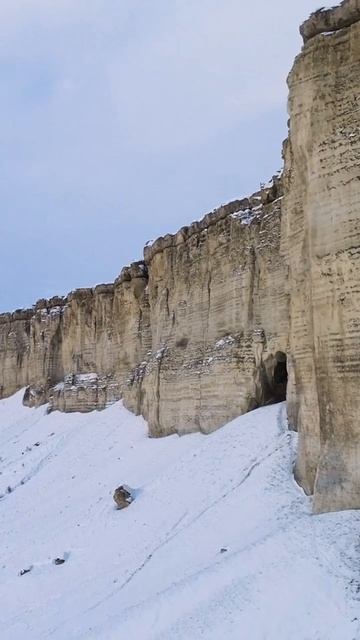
[0,309,32,398]
[137,178,288,436]
[284,0,360,512]
[0,264,151,414]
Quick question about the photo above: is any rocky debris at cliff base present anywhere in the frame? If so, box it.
[18,566,33,577]
[47,373,121,413]
[113,484,134,510]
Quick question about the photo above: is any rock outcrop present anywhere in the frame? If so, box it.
[0,263,151,414]
[1,0,360,513]
[0,309,32,399]
[283,0,360,512]
[137,177,288,436]
[300,1,360,43]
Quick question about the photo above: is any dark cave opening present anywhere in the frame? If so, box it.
[272,352,288,403]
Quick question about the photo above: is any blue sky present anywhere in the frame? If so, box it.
[1,0,326,312]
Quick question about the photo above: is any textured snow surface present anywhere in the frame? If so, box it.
[1,391,360,640]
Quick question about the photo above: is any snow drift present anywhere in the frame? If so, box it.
[1,392,359,639]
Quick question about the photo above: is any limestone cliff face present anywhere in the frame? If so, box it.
[284,0,360,512]
[0,179,287,437]
[0,310,32,398]
[0,264,150,413]
[136,179,288,436]
[1,0,360,513]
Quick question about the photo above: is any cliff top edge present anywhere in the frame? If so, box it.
[300,0,360,43]
[0,175,283,321]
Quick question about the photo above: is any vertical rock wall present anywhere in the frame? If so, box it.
[0,264,150,413]
[0,310,32,398]
[284,1,360,512]
[136,181,288,436]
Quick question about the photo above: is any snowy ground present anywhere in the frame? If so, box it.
[1,391,360,640]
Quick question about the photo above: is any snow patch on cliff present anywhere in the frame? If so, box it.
[230,208,257,225]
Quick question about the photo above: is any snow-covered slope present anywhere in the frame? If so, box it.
[1,392,360,640]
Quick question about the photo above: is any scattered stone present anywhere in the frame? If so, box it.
[220,548,228,554]
[19,566,33,576]
[113,484,134,510]
[53,558,65,565]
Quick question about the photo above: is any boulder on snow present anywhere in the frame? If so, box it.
[113,484,134,510]
[18,565,33,576]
